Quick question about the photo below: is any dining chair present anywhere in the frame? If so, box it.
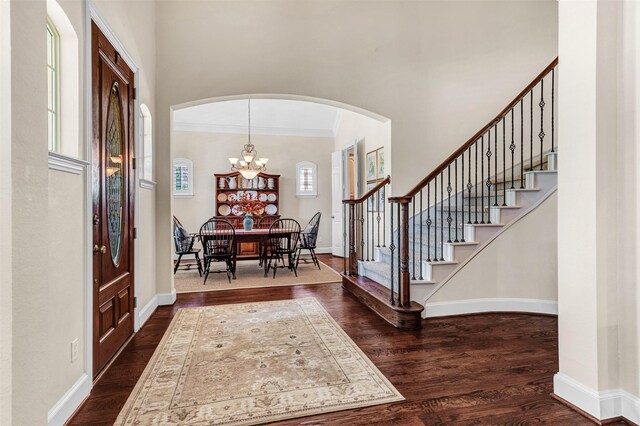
[257,215,279,266]
[173,216,203,276]
[264,218,301,278]
[199,218,235,284]
[296,212,321,270]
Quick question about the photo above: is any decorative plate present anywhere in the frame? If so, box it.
[218,204,231,216]
[265,204,277,215]
[246,190,258,200]
[267,193,277,202]
[259,193,268,202]
[232,205,243,216]
[228,193,237,202]
[256,207,265,216]
[217,193,228,202]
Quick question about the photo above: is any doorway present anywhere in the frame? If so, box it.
[331,141,360,256]
[91,21,136,377]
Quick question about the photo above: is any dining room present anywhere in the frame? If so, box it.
[170,98,388,291]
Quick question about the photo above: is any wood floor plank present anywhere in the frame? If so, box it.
[68,254,623,425]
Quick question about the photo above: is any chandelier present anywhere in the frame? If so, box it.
[228,99,268,180]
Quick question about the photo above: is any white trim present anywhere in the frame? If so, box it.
[157,288,177,306]
[47,373,90,426]
[47,152,87,175]
[140,179,156,189]
[315,247,332,254]
[173,121,337,138]
[138,295,158,328]
[553,373,640,424]
[424,298,558,318]
[424,186,558,304]
[87,2,138,71]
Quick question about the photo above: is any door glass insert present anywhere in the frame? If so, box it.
[106,83,124,266]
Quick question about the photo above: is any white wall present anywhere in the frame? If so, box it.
[428,191,557,304]
[155,0,558,295]
[555,0,640,422]
[172,131,334,249]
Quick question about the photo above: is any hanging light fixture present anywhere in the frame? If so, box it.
[229,99,269,179]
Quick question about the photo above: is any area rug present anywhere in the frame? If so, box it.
[174,260,341,293]
[115,298,403,425]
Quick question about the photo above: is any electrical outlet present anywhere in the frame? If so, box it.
[71,339,78,363]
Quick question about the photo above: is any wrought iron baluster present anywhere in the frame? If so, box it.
[426,182,432,262]
[493,123,498,207]
[359,204,364,262]
[510,109,515,190]
[502,117,507,206]
[364,198,369,261]
[419,189,423,279]
[530,89,533,171]
[486,129,493,223]
[447,164,452,243]
[468,145,473,225]
[440,171,444,261]
[474,141,479,224]
[376,189,381,248]
[480,135,485,224]
[539,78,545,170]
[455,157,459,243]
[382,186,386,247]
[412,196,416,280]
[552,68,555,153]
[396,203,402,306]
[433,174,438,261]
[520,99,524,188]
[389,203,395,305]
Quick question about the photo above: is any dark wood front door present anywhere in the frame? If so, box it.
[92,21,135,377]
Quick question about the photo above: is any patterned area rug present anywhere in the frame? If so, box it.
[174,260,341,293]
[115,298,403,425]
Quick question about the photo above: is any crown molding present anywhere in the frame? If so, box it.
[173,121,337,138]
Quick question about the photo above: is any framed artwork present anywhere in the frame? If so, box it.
[366,150,377,182]
[376,148,385,179]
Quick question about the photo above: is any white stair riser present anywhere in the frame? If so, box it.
[489,206,522,224]
[464,224,502,244]
[425,262,458,282]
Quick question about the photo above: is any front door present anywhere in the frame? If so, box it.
[91,22,135,377]
[331,151,344,256]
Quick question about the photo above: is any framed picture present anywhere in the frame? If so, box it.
[366,150,377,182]
[376,148,385,179]
[173,158,194,197]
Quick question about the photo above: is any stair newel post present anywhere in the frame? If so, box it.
[388,201,395,306]
[399,199,411,307]
[348,202,358,276]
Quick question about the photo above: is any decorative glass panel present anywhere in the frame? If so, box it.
[106,83,124,266]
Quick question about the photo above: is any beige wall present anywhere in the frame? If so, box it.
[556,0,639,421]
[173,131,334,249]
[46,170,86,408]
[10,1,50,424]
[429,191,557,303]
[155,0,558,294]
[0,0,12,423]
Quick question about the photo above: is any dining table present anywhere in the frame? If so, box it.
[202,227,297,279]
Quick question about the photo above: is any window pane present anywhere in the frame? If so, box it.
[48,111,55,151]
[46,21,59,152]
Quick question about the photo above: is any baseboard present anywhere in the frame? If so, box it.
[157,288,177,305]
[47,373,91,426]
[315,247,332,254]
[553,373,640,424]
[424,298,558,318]
[138,295,158,328]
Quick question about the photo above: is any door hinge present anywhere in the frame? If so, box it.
[132,157,137,170]
[134,296,137,308]
[133,227,137,239]
[133,87,137,100]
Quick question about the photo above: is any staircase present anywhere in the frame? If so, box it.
[341,58,559,330]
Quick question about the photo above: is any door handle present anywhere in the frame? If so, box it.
[93,245,107,254]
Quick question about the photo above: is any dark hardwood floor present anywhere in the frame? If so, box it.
[69,255,603,425]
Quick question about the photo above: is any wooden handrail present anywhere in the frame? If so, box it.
[343,175,391,204]
[389,57,558,201]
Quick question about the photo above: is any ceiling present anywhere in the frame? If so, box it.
[173,99,343,138]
